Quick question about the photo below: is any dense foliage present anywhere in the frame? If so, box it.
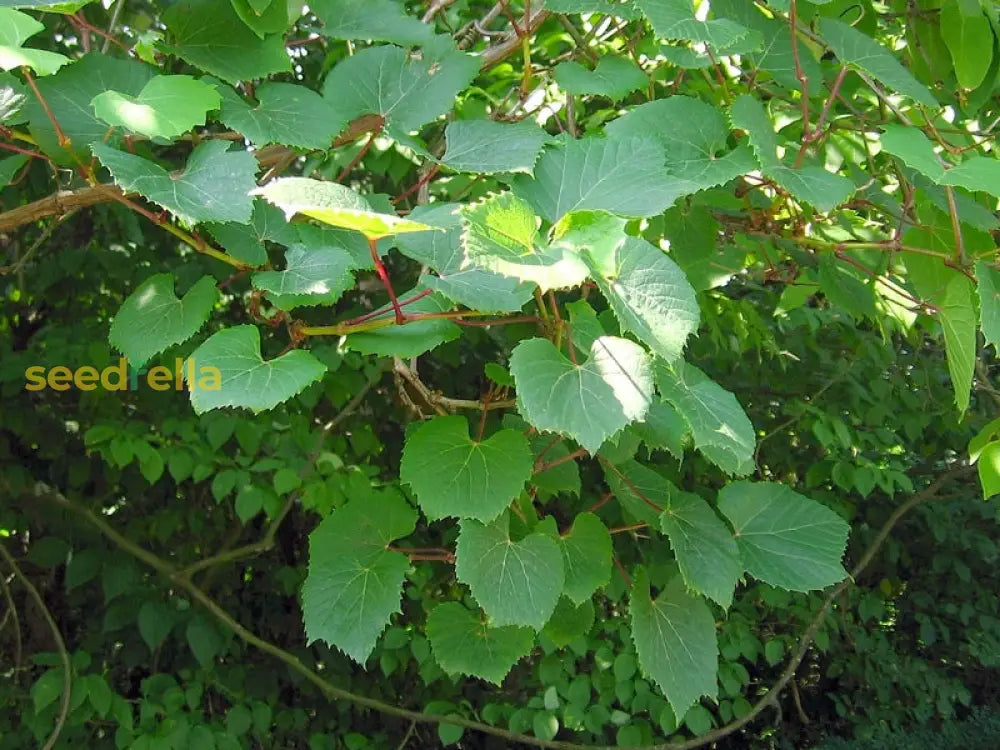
[1,0,999,748]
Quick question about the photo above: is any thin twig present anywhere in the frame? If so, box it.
[0,543,71,750]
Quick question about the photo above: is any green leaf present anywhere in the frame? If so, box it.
[604,459,671,526]
[939,274,977,416]
[252,177,437,239]
[656,361,755,476]
[312,0,432,45]
[400,415,533,522]
[0,8,69,75]
[546,0,639,17]
[659,491,741,608]
[583,235,699,362]
[320,37,478,149]
[717,481,850,592]
[881,125,1000,200]
[91,75,220,140]
[729,94,854,212]
[216,82,347,149]
[455,514,565,629]
[0,153,28,187]
[630,568,718,721]
[0,71,27,124]
[510,136,681,222]
[92,140,257,226]
[565,298,606,356]
[977,442,1000,500]
[461,192,588,292]
[395,203,535,312]
[109,274,218,367]
[509,336,654,453]
[187,325,327,414]
[557,513,612,603]
[941,0,994,89]
[554,56,647,100]
[302,491,417,662]
[442,119,549,174]
[634,0,755,49]
[162,0,290,84]
[633,398,688,461]
[976,260,1000,351]
[230,0,290,38]
[606,96,757,200]
[252,243,355,310]
[426,602,534,684]
[542,597,595,647]
[25,53,154,164]
[138,601,174,651]
[206,199,298,268]
[344,291,461,358]
[817,18,936,106]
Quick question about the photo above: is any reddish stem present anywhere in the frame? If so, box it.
[393,164,441,205]
[609,522,649,535]
[613,556,633,589]
[586,491,614,513]
[599,457,665,513]
[453,315,541,327]
[0,141,50,162]
[368,238,405,324]
[22,68,69,148]
[344,288,433,326]
[535,448,587,474]
[336,123,382,183]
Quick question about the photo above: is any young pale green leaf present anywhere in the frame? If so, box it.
[717,481,850,592]
[0,8,69,75]
[455,514,565,629]
[606,97,757,199]
[976,260,1000,351]
[344,291,460,358]
[400,415,533,522]
[91,75,220,140]
[656,361,755,476]
[92,140,257,226]
[251,244,356,310]
[187,325,327,414]
[395,203,535,312]
[817,18,936,106]
[109,274,218,367]
[320,38,478,149]
[634,0,755,49]
[216,82,347,149]
[659,491,741,608]
[509,336,654,453]
[461,193,588,292]
[25,53,154,164]
[442,120,549,174]
[162,0,290,84]
[312,0,433,46]
[557,513,612,604]
[252,177,438,240]
[730,94,854,212]
[0,71,27,124]
[939,274,977,416]
[880,125,1000,200]
[554,56,647,100]
[630,568,718,721]
[302,491,417,663]
[940,0,994,89]
[510,136,681,222]
[584,236,700,362]
[426,602,534,685]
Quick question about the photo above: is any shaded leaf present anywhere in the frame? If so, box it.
[442,119,549,174]
[426,602,534,684]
